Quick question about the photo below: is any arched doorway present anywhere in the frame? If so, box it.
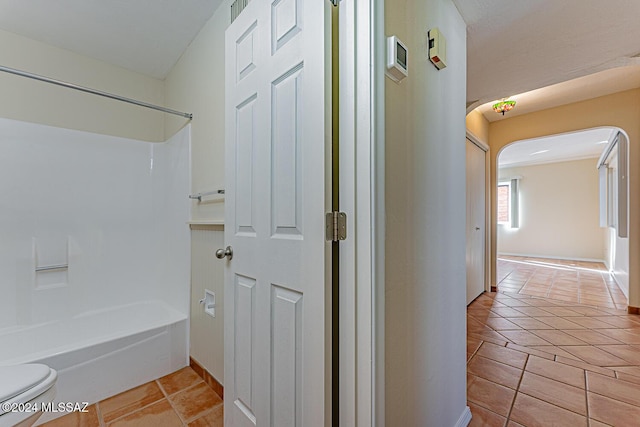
[494,127,629,309]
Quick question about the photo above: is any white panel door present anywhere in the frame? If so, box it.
[224,1,329,426]
[466,139,486,304]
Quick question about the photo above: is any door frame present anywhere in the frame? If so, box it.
[337,0,384,425]
[466,130,491,295]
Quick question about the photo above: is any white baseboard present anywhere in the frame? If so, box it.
[454,406,472,427]
[497,252,606,265]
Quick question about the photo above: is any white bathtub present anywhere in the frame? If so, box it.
[0,300,188,423]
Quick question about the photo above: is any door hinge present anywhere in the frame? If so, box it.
[326,212,347,242]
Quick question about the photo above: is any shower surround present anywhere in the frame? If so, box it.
[0,117,191,418]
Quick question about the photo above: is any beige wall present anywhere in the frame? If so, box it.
[488,88,640,308]
[164,0,231,384]
[190,226,225,384]
[385,0,469,424]
[0,28,165,142]
[466,109,489,143]
[164,0,232,222]
[498,158,606,261]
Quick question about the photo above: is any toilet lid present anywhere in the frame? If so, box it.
[0,364,53,403]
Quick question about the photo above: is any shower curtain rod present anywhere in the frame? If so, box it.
[0,64,193,119]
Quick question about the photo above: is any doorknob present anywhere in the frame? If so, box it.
[475,227,481,230]
[215,246,233,260]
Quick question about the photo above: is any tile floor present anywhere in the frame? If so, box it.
[41,367,223,427]
[40,255,639,426]
[497,256,627,310]
[468,256,640,426]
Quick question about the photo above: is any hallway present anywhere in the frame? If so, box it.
[467,257,640,426]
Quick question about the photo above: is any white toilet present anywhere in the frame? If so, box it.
[0,364,57,427]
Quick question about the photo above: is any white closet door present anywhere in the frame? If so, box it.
[466,138,486,304]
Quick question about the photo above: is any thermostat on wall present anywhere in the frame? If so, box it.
[386,36,408,83]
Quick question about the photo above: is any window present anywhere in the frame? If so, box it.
[497,179,520,228]
[497,182,511,224]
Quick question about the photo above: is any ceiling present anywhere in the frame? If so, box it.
[454,0,640,110]
[475,65,640,123]
[0,0,638,117]
[0,0,224,79]
[498,128,616,169]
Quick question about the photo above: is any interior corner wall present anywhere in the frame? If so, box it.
[164,0,232,386]
[466,109,490,143]
[164,0,233,223]
[385,0,468,425]
[0,28,165,142]
[487,88,640,309]
[498,158,606,261]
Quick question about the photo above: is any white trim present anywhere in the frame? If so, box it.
[466,130,489,152]
[498,253,606,264]
[455,406,472,427]
[500,153,602,169]
[339,0,381,425]
[373,0,385,424]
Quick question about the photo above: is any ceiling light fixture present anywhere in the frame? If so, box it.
[492,99,517,115]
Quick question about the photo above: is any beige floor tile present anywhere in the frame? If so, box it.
[505,343,554,360]
[615,371,640,385]
[586,371,640,406]
[596,344,640,365]
[100,382,165,423]
[568,307,612,317]
[597,329,640,344]
[468,356,523,389]
[169,382,223,422]
[614,365,640,377]
[588,392,640,426]
[509,393,587,427]
[554,357,616,378]
[505,317,554,330]
[467,402,507,427]
[188,405,224,427]
[536,306,583,317]
[529,329,587,346]
[525,345,581,360]
[525,355,585,388]
[559,345,629,367]
[535,316,585,330]
[484,317,523,331]
[562,329,624,345]
[107,400,181,427]
[468,336,483,355]
[476,342,528,369]
[157,367,204,396]
[588,419,611,427]
[511,306,555,317]
[498,330,552,346]
[562,317,616,329]
[491,307,529,318]
[518,371,586,415]
[467,374,516,417]
[40,404,100,427]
